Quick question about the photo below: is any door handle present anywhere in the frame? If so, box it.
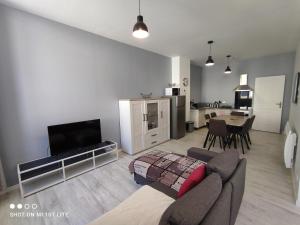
[161,111,163,118]
[275,102,282,108]
[143,114,148,121]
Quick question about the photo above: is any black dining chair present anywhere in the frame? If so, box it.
[246,115,256,145]
[210,112,217,118]
[231,111,245,116]
[229,118,252,154]
[204,114,211,127]
[207,119,230,151]
[204,114,211,120]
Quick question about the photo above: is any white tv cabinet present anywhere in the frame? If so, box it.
[17,141,118,198]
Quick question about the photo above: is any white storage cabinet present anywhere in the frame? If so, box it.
[119,98,170,155]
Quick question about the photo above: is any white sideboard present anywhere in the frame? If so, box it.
[119,98,170,155]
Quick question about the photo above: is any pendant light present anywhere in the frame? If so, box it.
[132,0,149,39]
[205,40,215,67]
[224,55,232,74]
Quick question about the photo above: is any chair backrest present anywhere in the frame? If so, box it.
[205,114,211,120]
[231,111,244,116]
[211,112,217,118]
[209,119,227,137]
[249,115,256,129]
[242,118,252,133]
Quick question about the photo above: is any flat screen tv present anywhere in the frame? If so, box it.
[48,119,102,156]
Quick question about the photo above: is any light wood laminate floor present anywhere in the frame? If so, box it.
[1,129,300,225]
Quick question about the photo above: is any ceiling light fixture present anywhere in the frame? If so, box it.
[205,40,215,67]
[132,0,149,39]
[224,55,232,74]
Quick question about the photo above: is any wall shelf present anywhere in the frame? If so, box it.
[17,141,118,197]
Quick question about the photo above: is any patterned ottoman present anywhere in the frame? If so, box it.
[129,150,206,192]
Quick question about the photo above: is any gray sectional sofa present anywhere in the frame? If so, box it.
[134,148,247,225]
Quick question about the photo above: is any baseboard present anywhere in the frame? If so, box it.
[0,184,19,196]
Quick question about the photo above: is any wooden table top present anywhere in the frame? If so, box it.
[212,115,249,127]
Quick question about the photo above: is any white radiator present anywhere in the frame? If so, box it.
[284,122,297,168]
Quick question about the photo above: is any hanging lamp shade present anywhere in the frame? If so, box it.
[224,66,232,74]
[132,0,149,39]
[224,55,232,74]
[205,56,214,66]
[205,40,215,67]
[132,15,149,39]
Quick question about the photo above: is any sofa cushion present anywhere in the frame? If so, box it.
[177,164,206,197]
[88,185,174,225]
[187,147,218,162]
[159,173,222,225]
[200,182,232,225]
[206,150,239,182]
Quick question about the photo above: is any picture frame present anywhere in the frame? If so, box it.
[292,72,300,103]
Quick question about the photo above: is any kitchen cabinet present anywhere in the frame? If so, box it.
[190,108,232,128]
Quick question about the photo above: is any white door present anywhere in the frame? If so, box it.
[131,101,144,153]
[159,99,170,141]
[253,75,285,133]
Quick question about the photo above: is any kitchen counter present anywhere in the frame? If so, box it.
[190,108,250,128]
[195,107,232,110]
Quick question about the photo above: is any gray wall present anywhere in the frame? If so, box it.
[199,61,239,105]
[190,64,202,103]
[0,4,171,186]
[198,53,295,130]
[289,42,300,203]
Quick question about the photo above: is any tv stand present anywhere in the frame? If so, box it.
[17,141,118,197]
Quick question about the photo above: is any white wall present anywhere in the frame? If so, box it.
[171,56,191,121]
[289,42,300,206]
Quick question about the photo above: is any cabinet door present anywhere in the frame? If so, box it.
[159,99,170,128]
[159,99,170,141]
[131,101,144,153]
[190,110,199,128]
[144,100,159,134]
[198,110,206,127]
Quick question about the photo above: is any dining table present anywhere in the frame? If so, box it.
[203,115,250,149]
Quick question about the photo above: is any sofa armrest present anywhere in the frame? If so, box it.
[228,158,247,225]
[187,148,217,162]
[159,173,222,225]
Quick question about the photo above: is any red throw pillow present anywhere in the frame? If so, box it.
[177,164,206,197]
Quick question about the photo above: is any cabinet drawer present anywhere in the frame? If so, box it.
[145,132,160,148]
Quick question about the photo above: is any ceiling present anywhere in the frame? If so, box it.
[1,0,300,65]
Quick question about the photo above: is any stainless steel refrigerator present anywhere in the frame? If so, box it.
[170,96,186,139]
